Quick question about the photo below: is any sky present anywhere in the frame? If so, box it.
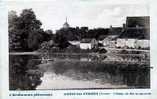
[7,0,149,32]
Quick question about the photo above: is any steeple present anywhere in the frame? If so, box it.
[66,17,67,23]
[63,17,70,29]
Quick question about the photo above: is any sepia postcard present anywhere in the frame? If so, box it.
[0,0,157,99]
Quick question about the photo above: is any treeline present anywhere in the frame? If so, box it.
[9,9,53,52]
[55,27,109,41]
[9,9,111,51]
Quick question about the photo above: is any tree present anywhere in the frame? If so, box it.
[55,28,80,41]
[27,29,44,50]
[54,32,70,49]
[9,9,49,51]
[44,29,54,41]
[9,11,22,51]
[19,9,42,51]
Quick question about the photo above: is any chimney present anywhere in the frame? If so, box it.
[110,25,113,29]
[123,23,126,29]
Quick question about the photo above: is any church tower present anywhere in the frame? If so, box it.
[63,17,70,29]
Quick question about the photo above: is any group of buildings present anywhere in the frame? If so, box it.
[69,38,149,50]
[63,16,150,50]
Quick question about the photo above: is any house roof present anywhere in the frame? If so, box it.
[81,38,94,43]
[105,35,118,40]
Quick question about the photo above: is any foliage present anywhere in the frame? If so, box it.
[54,32,70,49]
[9,55,42,90]
[9,9,52,52]
[55,27,109,41]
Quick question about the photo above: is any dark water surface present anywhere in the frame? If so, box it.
[9,54,150,90]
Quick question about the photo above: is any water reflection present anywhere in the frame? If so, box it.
[9,55,43,90]
[9,54,150,90]
[38,61,150,89]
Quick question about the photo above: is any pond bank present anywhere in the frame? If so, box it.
[9,51,40,55]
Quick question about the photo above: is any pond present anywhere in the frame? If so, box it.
[9,53,150,90]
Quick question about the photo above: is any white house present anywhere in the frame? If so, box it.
[80,43,92,50]
[116,39,127,48]
[136,40,149,49]
[101,35,118,48]
[116,38,149,49]
[116,38,137,48]
[125,39,137,48]
[80,38,98,50]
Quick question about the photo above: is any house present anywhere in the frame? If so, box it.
[136,40,149,49]
[116,38,149,49]
[116,39,127,48]
[116,38,137,48]
[116,17,150,49]
[80,38,98,50]
[125,39,137,48]
[102,35,118,48]
[97,25,122,48]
